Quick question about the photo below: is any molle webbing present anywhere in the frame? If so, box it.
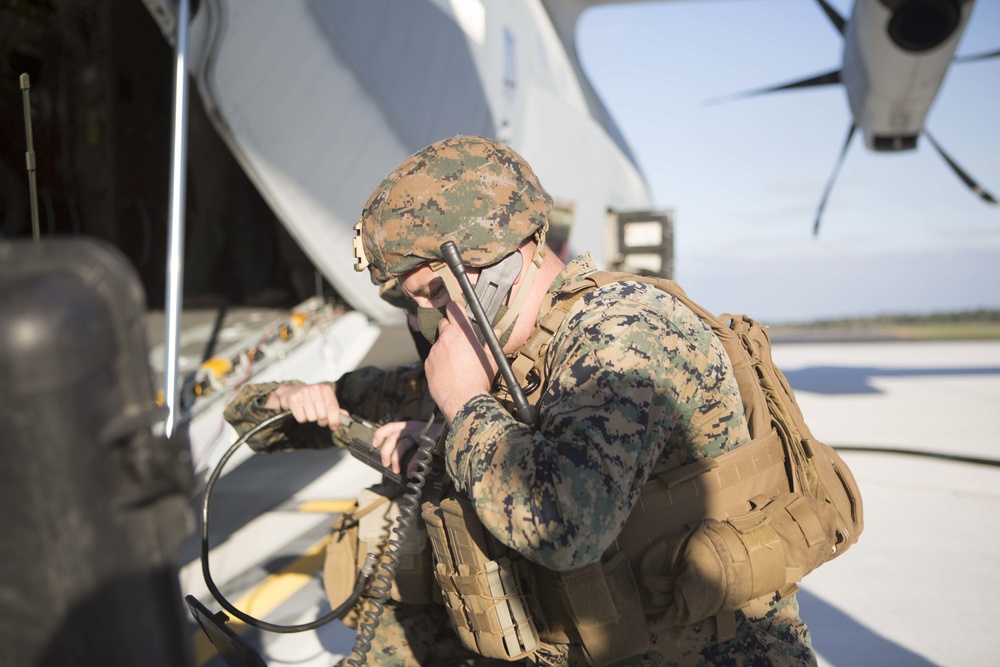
[422,497,540,661]
[491,268,863,657]
[503,279,597,410]
[532,551,651,665]
[616,430,789,564]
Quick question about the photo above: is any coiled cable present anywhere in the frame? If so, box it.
[344,414,440,666]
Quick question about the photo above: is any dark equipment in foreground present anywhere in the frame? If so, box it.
[0,238,195,666]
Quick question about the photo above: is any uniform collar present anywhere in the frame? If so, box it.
[536,253,598,325]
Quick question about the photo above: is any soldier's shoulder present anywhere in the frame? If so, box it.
[569,279,699,328]
[556,279,718,359]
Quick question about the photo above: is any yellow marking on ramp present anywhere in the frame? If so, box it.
[295,499,355,513]
[193,536,330,665]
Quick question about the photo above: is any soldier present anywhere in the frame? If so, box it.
[224,135,817,666]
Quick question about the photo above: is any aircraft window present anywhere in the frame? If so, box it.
[623,221,663,247]
[504,27,517,98]
[613,210,674,279]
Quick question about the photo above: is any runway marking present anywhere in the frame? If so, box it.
[294,499,356,513]
[192,534,332,665]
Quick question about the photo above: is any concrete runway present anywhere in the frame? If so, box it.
[775,340,1000,667]
[180,339,1000,667]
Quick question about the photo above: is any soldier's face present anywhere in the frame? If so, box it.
[400,264,450,309]
[400,263,480,346]
[399,263,480,309]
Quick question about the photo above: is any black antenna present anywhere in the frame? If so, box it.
[19,74,41,242]
[440,241,537,427]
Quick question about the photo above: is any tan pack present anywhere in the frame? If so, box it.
[638,491,845,626]
[323,482,436,629]
[525,549,651,665]
[420,494,652,665]
[500,271,864,637]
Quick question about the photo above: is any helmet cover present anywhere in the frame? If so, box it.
[354,135,552,285]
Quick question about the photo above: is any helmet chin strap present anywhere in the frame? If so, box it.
[491,225,546,342]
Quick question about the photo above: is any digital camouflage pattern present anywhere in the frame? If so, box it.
[223,252,815,664]
[224,254,815,665]
[446,254,749,570]
[355,135,552,285]
[334,603,517,667]
[444,254,816,665]
[223,364,435,453]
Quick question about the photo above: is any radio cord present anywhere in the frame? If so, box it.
[345,414,439,666]
[200,411,378,633]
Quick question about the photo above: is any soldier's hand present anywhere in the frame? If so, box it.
[264,383,341,429]
[425,301,494,423]
[372,421,441,476]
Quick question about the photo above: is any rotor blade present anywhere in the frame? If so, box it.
[706,70,842,106]
[813,124,856,236]
[814,0,847,36]
[953,47,1000,64]
[924,131,998,204]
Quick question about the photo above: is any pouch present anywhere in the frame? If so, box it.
[422,496,539,661]
[323,483,436,628]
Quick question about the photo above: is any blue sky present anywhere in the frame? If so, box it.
[577,0,1000,323]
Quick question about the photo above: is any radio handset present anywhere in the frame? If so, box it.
[339,413,419,484]
[440,241,537,427]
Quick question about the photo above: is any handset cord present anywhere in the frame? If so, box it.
[200,411,378,633]
[345,413,440,666]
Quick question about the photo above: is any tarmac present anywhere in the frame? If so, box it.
[179,336,1000,667]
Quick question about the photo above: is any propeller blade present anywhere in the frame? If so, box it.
[814,0,847,36]
[924,131,999,204]
[706,70,842,106]
[953,47,1000,64]
[813,124,856,236]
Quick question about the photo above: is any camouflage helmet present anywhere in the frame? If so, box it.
[354,135,552,285]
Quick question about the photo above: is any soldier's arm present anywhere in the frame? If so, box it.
[223,363,435,453]
[443,282,742,571]
[224,381,344,452]
[336,363,436,423]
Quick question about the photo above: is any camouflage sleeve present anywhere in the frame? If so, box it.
[444,281,747,572]
[223,380,351,453]
[223,363,435,453]
[336,362,436,423]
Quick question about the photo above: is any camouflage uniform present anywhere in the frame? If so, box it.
[223,254,815,666]
[440,253,815,666]
[225,136,816,666]
[224,363,436,453]
[226,370,519,667]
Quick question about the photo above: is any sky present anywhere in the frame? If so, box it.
[575,0,1000,323]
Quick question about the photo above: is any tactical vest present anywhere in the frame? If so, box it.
[345,272,864,666]
[498,271,863,565]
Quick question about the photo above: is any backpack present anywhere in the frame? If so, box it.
[507,271,864,640]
